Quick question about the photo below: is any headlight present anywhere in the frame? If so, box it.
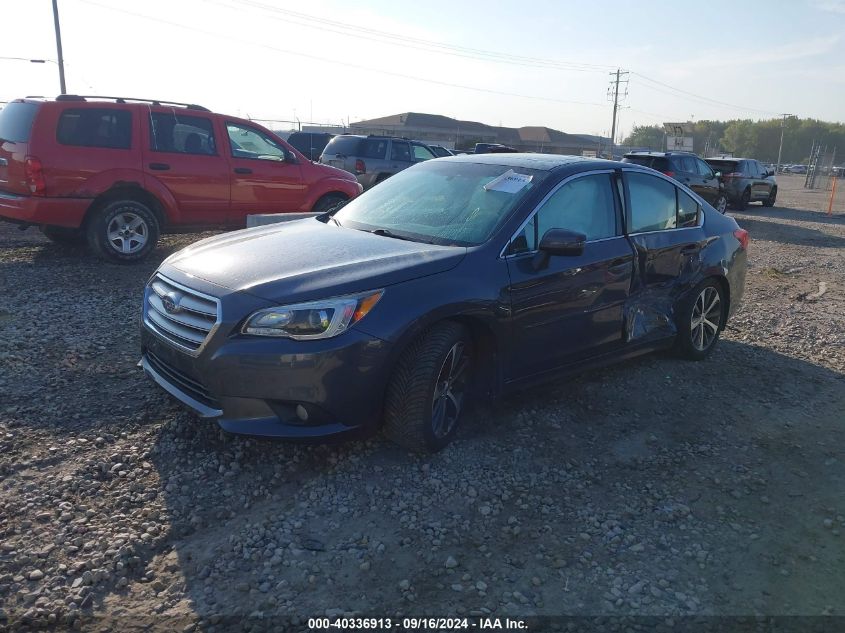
[242,290,383,339]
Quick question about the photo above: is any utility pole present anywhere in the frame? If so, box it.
[51,0,67,94]
[608,68,629,159]
[776,113,793,175]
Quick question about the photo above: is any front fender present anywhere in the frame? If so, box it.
[301,176,362,211]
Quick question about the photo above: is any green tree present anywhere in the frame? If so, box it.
[622,125,664,150]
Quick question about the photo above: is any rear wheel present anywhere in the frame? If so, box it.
[86,199,159,263]
[384,322,472,453]
[675,279,725,361]
[735,188,751,211]
[312,193,347,213]
[762,186,777,207]
[40,226,85,245]
[714,194,728,214]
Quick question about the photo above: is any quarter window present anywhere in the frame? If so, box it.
[677,188,699,227]
[226,123,287,160]
[627,172,677,232]
[56,108,131,149]
[510,174,618,254]
[149,112,216,155]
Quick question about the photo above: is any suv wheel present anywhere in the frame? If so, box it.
[735,188,751,211]
[762,187,777,207]
[384,322,473,453]
[86,200,160,263]
[714,194,728,214]
[312,193,347,214]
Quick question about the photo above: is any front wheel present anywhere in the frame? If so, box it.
[384,322,472,453]
[86,200,160,263]
[714,194,728,214]
[735,188,751,211]
[312,193,347,214]
[675,280,726,361]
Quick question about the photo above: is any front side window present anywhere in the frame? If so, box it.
[627,172,677,232]
[680,156,698,174]
[390,141,411,162]
[334,161,545,247]
[149,112,216,155]
[695,158,714,178]
[226,123,287,161]
[57,108,131,149]
[510,174,618,254]
[412,144,435,161]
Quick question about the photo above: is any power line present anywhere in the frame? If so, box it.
[77,0,611,110]
[631,72,779,116]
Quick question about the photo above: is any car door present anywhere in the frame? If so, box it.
[143,109,230,226]
[225,120,306,223]
[623,170,706,340]
[504,171,634,379]
[388,140,413,174]
[693,157,720,205]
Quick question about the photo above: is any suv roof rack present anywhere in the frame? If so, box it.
[54,94,210,111]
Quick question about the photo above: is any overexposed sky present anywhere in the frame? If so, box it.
[3,0,844,139]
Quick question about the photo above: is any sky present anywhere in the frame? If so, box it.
[3,0,845,140]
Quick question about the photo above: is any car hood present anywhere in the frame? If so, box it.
[162,219,466,303]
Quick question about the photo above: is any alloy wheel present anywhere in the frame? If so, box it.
[716,195,728,213]
[430,341,469,439]
[691,287,721,352]
[107,211,148,254]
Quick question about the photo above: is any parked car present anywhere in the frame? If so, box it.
[788,164,808,175]
[283,131,334,162]
[140,154,748,453]
[428,144,455,158]
[0,96,361,262]
[319,134,436,189]
[622,151,727,213]
[475,143,518,154]
[705,157,777,210]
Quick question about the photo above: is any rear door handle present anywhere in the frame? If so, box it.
[234,167,252,174]
[148,162,170,171]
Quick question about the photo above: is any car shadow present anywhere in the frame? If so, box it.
[107,339,845,627]
[731,216,845,248]
[736,205,845,227]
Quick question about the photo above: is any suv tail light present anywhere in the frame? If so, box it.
[354,159,366,174]
[24,156,46,196]
[733,228,749,250]
[661,170,675,178]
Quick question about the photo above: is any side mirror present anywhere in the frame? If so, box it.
[532,228,586,270]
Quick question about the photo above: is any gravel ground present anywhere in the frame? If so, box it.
[1,174,844,631]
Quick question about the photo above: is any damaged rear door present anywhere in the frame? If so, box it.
[504,171,634,379]
[622,171,707,341]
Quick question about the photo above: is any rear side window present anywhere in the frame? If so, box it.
[57,108,131,149]
[707,160,739,175]
[0,102,39,143]
[677,189,699,227]
[627,172,677,232]
[362,138,388,159]
[390,141,411,162]
[323,136,362,156]
[149,112,216,155]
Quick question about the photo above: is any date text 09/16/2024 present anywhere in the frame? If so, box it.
[307,617,528,630]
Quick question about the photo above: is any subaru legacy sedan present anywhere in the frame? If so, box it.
[140,154,748,453]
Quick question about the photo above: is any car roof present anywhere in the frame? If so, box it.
[437,153,621,172]
[623,151,696,157]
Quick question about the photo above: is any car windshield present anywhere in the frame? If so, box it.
[333,161,545,246]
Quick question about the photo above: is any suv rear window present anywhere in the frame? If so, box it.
[706,160,740,175]
[623,155,670,171]
[0,102,39,143]
[322,136,362,156]
[57,108,132,149]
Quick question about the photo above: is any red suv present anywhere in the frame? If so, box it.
[0,96,362,262]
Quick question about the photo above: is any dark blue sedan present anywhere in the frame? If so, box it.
[140,154,748,452]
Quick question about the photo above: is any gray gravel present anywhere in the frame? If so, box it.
[1,180,844,630]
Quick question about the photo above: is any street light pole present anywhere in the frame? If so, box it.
[51,0,67,94]
[776,113,793,175]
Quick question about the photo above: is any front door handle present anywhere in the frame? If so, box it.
[148,162,170,171]
[234,167,252,175]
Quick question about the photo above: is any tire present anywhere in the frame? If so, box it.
[384,322,473,453]
[735,188,751,211]
[40,226,85,245]
[86,199,159,263]
[762,187,777,207]
[675,279,726,361]
[714,194,728,214]
[312,193,347,214]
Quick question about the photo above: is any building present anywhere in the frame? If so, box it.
[348,112,608,155]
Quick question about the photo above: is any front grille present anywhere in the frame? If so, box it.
[144,350,219,408]
[144,274,219,353]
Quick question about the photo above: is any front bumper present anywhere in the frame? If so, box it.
[140,321,393,440]
[0,190,90,228]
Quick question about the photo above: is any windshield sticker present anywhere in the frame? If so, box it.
[483,169,533,194]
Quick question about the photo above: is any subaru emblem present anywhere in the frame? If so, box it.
[162,292,182,314]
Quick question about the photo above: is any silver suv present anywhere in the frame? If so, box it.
[705,157,777,210]
[319,135,436,189]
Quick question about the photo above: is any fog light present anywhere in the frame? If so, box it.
[295,404,309,421]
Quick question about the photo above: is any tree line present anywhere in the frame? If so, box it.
[621,118,844,164]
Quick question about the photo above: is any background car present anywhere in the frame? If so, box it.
[622,151,728,213]
[0,96,361,262]
[141,154,748,453]
[474,143,517,154]
[428,144,455,157]
[319,134,436,189]
[280,131,334,162]
[788,164,808,174]
[705,157,777,210]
